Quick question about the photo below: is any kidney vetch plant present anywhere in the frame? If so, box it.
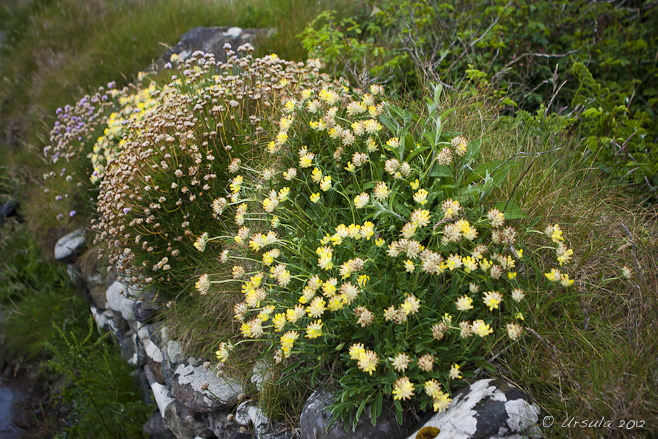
[197,81,576,428]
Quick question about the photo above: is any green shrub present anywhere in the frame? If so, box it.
[47,318,152,439]
[300,0,658,192]
[206,83,574,427]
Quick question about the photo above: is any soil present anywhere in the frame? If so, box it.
[0,363,69,439]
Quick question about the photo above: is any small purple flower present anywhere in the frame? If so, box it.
[55,195,63,201]
[107,81,116,89]
[69,210,76,217]
[123,207,131,214]
[57,213,64,220]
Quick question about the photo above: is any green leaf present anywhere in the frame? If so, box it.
[370,391,383,427]
[494,201,527,219]
[430,165,452,178]
[355,398,368,429]
[464,160,504,185]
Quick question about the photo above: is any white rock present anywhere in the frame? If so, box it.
[150,381,176,418]
[106,281,140,321]
[223,27,242,38]
[406,379,542,439]
[54,228,85,260]
[145,339,164,363]
[174,362,243,406]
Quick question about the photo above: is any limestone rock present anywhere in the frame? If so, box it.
[144,411,177,439]
[235,401,269,435]
[119,330,147,367]
[172,360,243,413]
[299,390,410,439]
[207,412,251,439]
[405,379,542,439]
[90,306,120,334]
[133,300,157,322]
[156,26,273,68]
[54,228,85,261]
[106,281,140,321]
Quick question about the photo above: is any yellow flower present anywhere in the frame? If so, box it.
[230,175,243,193]
[483,291,503,311]
[560,273,574,287]
[278,187,290,202]
[349,343,366,360]
[311,167,322,183]
[508,271,517,280]
[392,377,414,401]
[375,238,385,247]
[432,392,452,413]
[449,364,462,379]
[354,193,370,209]
[357,350,378,375]
[410,179,420,190]
[545,268,561,282]
[345,162,356,173]
[306,320,323,339]
[327,295,345,311]
[455,295,473,311]
[273,313,286,332]
[307,297,326,318]
[310,192,320,203]
[414,189,429,205]
[472,319,493,337]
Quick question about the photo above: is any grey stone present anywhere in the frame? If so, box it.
[176,402,214,438]
[134,300,157,322]
[235,401,269,435]
[405,379,542,439]
[155,26,273,68]
[299,390,410,439]
[0,199,19,227]
[106,281,140,321]
[167,340,184,365]
[119,330,147,367]
[144,411,176,439]
[207,412,251,439]
[148,356,166,385]
[172,361,243,413]
[54,228,85,261]
[163,401,196,439]
[88,279,108,309]
[133,368,156,406]
[91,306,120,334]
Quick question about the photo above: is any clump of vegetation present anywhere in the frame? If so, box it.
[300,0,658,192]
[207,83,576,426]
[91,47,326,296]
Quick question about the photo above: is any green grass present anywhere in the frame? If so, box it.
[437,90,658,438]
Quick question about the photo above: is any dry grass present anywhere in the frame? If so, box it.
[429,88,658,438]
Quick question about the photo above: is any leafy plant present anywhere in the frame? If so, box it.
[46,318,152,439]
[209,82,574,427]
